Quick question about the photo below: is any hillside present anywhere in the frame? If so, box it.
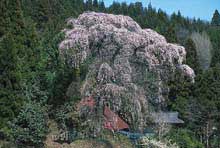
[0,0,220,148]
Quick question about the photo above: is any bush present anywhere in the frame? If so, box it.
[166,129,204,148]
[10,100,48,147]
[137,136,179,148]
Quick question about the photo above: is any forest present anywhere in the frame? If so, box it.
[0,0,220,147]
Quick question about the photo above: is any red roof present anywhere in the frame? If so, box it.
[77,97,129,131]
[103,106,129,131]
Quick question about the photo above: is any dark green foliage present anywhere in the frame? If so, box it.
[171,66,220,147]
[10,100,48,147]
[167,69,193,115]
[0,1,9,37]
[167,129,204,148]
[211,10,220,26]
[43,32,77,107]
[185,38,201,74]
[85,0,93,11]
[0,0,25,36]
[194,66,220,122]
[109,1,121,14]
[0,0,26,133]
[98,1,106,12]
[93,0,98,10]
[0,34,23,130]
[165,24,178,43]
[0,0,48,140]
[209,28,220,66]
[0,1,220,147]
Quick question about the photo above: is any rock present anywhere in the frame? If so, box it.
[59,12,194,130]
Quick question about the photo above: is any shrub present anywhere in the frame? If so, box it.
[166,128,204,148]
[138,136,179,148]
[10,100,48,147]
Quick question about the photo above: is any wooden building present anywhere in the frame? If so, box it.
[77,96,129,131]
[151,112,184,124]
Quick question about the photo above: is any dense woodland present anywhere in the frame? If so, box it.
[0,0,220,147]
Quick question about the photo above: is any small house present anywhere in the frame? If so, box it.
[151,112,184,124]
[77,96,129,131]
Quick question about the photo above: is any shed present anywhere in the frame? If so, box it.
[77,97,129,131]
[151,112,184,124]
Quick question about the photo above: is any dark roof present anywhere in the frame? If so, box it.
[151,112,184,124]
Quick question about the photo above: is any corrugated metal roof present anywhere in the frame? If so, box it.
[151,112,184,124]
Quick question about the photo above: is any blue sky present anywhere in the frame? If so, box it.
[103,0,220,21]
